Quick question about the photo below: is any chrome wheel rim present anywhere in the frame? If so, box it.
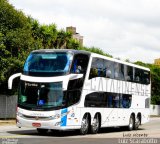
[81,118,88,133]
[135,117,140,128]
[92,116,99,131]
[129,117,133,129]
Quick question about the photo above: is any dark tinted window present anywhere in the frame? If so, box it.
[89,57,150,85]
[114,63,124,80]
[84,92,106,107]
[124,65,133,81]
[71,54,89,75]
[104,60,114,78]
[133,68,142,83]
[119,94,132,108]
[23,52,73,77]
[84,92,132,108]
[89,58,125,81]
[19,81,64,110]
[133,68,150,84]
[18,81,81,111]
[142,70,150,84]
[89,58,105,79]
[64,90,81,107]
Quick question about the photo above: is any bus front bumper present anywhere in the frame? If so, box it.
[16,116,81,130]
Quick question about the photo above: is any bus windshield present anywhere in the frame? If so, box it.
[23,52,73,76]
[18,81,81,110]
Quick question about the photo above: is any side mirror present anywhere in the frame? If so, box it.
[8,73,21,89]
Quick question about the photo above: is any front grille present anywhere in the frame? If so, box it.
[21,114,52,121]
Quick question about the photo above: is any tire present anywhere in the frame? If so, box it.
[128,115,134,131]
[51,129,57,133]
[80,115,89,135]
[90,114,100,134]
[37,128,48,134]
[134,116,140,130]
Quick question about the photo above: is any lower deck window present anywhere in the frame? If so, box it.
[84,92,132,108]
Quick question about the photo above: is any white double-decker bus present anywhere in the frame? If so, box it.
[8,49,150,135]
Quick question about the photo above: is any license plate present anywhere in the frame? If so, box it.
[32,123,41,127]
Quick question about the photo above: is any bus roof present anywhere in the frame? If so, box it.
[32,49,91,56]
[31,49,150,71]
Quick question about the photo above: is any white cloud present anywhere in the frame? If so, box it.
[9,0,160,63]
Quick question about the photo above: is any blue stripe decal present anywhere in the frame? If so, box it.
[61,108,68,126]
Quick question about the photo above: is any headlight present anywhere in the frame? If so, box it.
[17,112,23,117]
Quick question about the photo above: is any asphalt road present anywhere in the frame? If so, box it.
[0,118,160,144]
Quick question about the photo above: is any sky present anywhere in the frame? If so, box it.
[9,0,160,63]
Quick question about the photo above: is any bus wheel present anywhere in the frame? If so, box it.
[134,116,140,130]
[128,115,134,131]
[51,129,57,133]
[80,115,89,135]
[37,128,48,134]
[90,114,100,134]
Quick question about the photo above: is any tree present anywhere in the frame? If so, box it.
[38,24,57,48]
[0,0,30,33]
[66,38,80,50]
[54,30,72,49]
[78,46,112,58]
[0,0,34,93]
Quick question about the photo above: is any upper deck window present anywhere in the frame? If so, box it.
[23,52,73,76]
[89,57,150,85]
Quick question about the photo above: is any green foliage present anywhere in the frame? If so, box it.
[78,46,112,58]
[0,0,36,94]
[66,38,80,50]
[151,95,160,105]
[54,29,71,49]
[0,0,29,33]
